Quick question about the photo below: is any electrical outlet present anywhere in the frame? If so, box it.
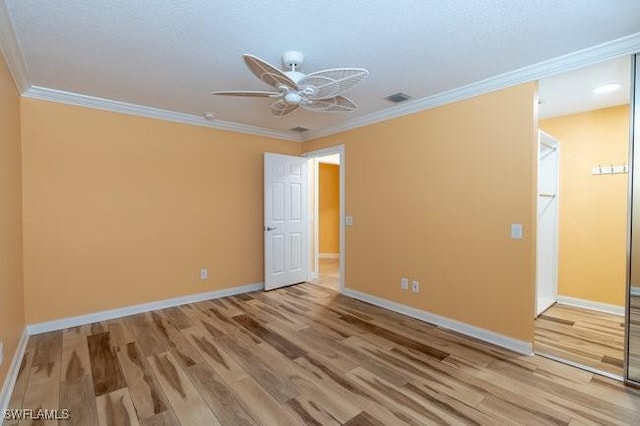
[412,280,420,293]
[200,268,208,280]
[401,278,409,290]
[0,341,4,367]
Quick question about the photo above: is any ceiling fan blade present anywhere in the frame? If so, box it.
[243,54,299,90]
[298,68,368,100]
[301,95,358,112]
[211,90,280,97]
[271,99,299,117]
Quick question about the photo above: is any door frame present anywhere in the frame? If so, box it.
[624,53,638,385]
[535,131,560,317]
[304,145,346,293]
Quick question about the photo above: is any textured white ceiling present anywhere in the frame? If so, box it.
[5,0,640,135]
[539,56,631,119]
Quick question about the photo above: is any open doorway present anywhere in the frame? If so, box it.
[534,56,631,378]
[305,146,345,292]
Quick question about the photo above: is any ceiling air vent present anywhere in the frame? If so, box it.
[290,126,310,132]
[384,92,412,103]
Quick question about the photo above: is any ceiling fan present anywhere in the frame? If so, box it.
[212,51,369,117]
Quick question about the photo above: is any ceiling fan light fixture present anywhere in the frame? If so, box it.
[284,91,303,105]
[593,83,621,95]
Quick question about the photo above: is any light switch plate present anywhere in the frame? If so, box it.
[401,278,409,290]
[511,223,523,239]
[346,215,353,226]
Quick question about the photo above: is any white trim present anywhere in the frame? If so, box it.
[4,24,638,145]
[556,296,625,316]
[313,158,320,278]
[27,283,263,335]
[535,131,560,316]
[304,145,346,293]
[343,288,533,355]
[308,272,319,281]
[319,253,339,259]
[302,32,640,141]
[0,2,30,92]
[0,329,29,415]
[303,145,346,159]
[22,86,302,142]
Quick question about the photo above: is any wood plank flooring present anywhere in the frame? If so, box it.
[310,258,339,291]
[535,303,625,377]
[6,284,640,425]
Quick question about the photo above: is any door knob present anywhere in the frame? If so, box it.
[265,226,277,231]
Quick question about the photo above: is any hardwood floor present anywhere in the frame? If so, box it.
[6,284,640,425]
[310,257,340,290]
[535,303,625,377]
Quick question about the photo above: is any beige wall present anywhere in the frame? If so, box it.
[304,83,538,342]
[0,54,25,388]
[21,99,301,323]
[319,163,340,254]
[540,105,629,306]
[19,80,538,344]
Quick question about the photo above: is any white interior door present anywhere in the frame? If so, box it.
[264,153,308,290]
[536,131,559,316]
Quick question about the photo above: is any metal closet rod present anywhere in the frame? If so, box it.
[540,139,557,150]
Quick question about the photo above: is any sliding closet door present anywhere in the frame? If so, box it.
[627,54,640,383]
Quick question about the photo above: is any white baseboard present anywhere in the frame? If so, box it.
[342,288,533,356]
[308,272,319,281]
[27,282,264,335]
[0,328,29,415]
[556,296,624,316]
[319,253,339,259]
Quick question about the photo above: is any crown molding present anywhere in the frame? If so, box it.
[302,32,640,141]
[5,2,639,145]
[0,1,31,92]
[22,86,302,142]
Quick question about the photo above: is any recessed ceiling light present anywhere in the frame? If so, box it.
[593,83,621,95]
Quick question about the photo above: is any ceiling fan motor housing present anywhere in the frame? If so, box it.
[284,71,306,83]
